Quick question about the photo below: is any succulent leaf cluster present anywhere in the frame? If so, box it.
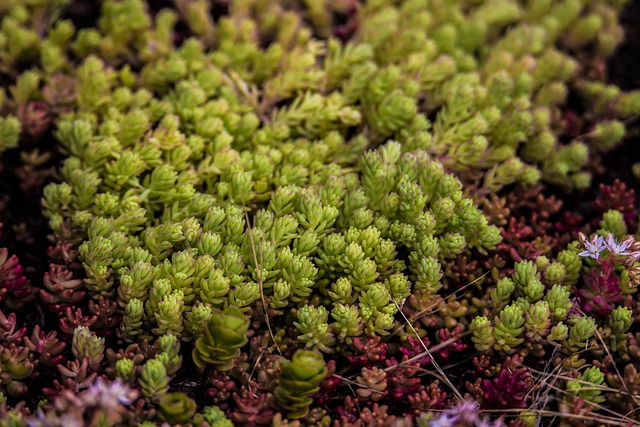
[274,349,327,419]
[193,305,249,371]
[471,231,640,359]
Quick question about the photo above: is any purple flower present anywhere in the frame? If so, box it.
[604,234,633,256]
[428,413,458,427]
[84,378,138,407]
[427,398,506,427]
[577,233,605,259]
[446,398,480,423]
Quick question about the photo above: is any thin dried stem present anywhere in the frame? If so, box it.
[391,296,464,401]
[592,325,640,408]
[244,208,282,356]
[387,272,488,339]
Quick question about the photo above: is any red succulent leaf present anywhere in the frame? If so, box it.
[347,336,387,366]
[593,179,635,214]
[17,101,52,140]
[399,336,432,365]
[481,367,531,409]
[576,260,623,316]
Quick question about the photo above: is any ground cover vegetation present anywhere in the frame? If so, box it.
[0,0,640,425]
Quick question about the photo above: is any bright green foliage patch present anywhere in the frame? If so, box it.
[22,0,634,355]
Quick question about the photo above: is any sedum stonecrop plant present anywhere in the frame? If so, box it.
[274,349,327,419]
[34,20,503,344]
[193,305,249,370]
[0,0,639,426]
[1,0,639,185]
[45,126,501,344]
[471,230,640,357]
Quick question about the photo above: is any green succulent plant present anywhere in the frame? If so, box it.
[140,358,169,400]
[5,0,629,357]
[71,326,105,370]
[566,366,606,404]
[274,350,327,419]
[158,392,198,425]
[192,305,249,371]
[202,406,233,427]
[0,0,639,424]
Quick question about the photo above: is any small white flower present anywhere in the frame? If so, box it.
[605,234,633,256]
[84,378,138,409]
[428,413,458,427]
[577,232,605,259]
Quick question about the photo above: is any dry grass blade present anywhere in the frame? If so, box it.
[383,332,470,374]
[243,207,283,356]
[524,378,640,426]
[247,349,266,397]
[386,272,489,339]
[332,373,385,395]
[411,272,489,321]
[482,408,640,426]
[412,365,463,386]
[522,354,640,426]
[592,323,640,408]
[527,365,639,397]
[390,296,464,401]
[528,347,562,427]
